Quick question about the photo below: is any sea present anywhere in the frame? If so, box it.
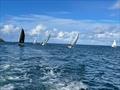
[0,42,120,90]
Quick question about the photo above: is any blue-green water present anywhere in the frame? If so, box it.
[0,43,120,90]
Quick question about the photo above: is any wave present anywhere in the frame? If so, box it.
[0,84,15,90]
[40,67,88,90]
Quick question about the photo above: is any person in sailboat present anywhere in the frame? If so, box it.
[18,28,25,46]
[68,33,80,48]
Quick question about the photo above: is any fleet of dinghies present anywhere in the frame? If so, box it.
[3,28,117,48]
[18,28,80,48]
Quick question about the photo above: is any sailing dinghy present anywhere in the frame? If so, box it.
[18,29,25,46]
[41,34,51,46]
[112,40,117,48]
[68,33,79,48]
[33,39,37,44]
[33,37,37,44]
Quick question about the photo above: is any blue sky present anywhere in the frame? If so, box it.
[0,0,120,45]
[0,0,120,21]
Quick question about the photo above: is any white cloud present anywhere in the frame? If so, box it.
[58,31,65,38]
[94,31,120,40]
[45,11,70,15]
[45,30,50,36]
[1,24,20,34]
[1,14,120,45]
[110,0,120,9]
[54,30,79,42]
[30,24,46,36]
[43,28,79,43]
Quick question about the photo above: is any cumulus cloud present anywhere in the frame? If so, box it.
[0,24,20,34]
[95,31,120,40]
[45,28,58,38]
[45,30,50,36]
[58,31,65,38]
[110,0,120,9]
[30,24,46,36]
[51,30,79,42]
[1,14,120,45]
[43,27,79,43]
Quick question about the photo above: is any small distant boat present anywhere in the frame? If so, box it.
[33,38,37,44]
[18,29,25,46]
[68,33,79,48]
[41,34,51,46]
[112,40,117,48]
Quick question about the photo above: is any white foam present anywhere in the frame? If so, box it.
[55,81,88,90]
[40,67,88,90]
[0,55,18,60]
[0,84,14,90]
[6,73,29,81]
[41,69,56,81]
[13,68,26,73]
[48,69,56,76]
[1,64,10,70]
[7,76,20,80]
[0,76,6,82]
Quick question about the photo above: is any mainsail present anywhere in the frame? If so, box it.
[68,33,79,48]
[33,37,37,44]
[41,34,51,46]
[112,40,117,48]
[33,39,37,44]
[18,29,25,46]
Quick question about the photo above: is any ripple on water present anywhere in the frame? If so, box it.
[0,44,120,90]
[53,81,88,90]
[0,84,15,90]
[0,64,11,71]
[39,67,88,90]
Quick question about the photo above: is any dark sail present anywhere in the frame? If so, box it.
[19,29,25,46]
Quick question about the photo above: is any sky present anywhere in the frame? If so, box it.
[0,0,120,45]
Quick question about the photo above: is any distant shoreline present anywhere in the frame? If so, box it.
[0,38,5,42]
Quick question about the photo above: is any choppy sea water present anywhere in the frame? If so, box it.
[0,43,120,90]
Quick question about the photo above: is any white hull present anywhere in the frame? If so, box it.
[68,45,72,48]
[42,43,45,46]
[112,45,117,48]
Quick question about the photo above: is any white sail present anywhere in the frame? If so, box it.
[33,37,37,44]
[112,40,117,48]
[68,33,79,48]
[33,39,37,44]
[42,34,51,46]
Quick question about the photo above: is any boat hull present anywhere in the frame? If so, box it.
[18,43,24,47]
